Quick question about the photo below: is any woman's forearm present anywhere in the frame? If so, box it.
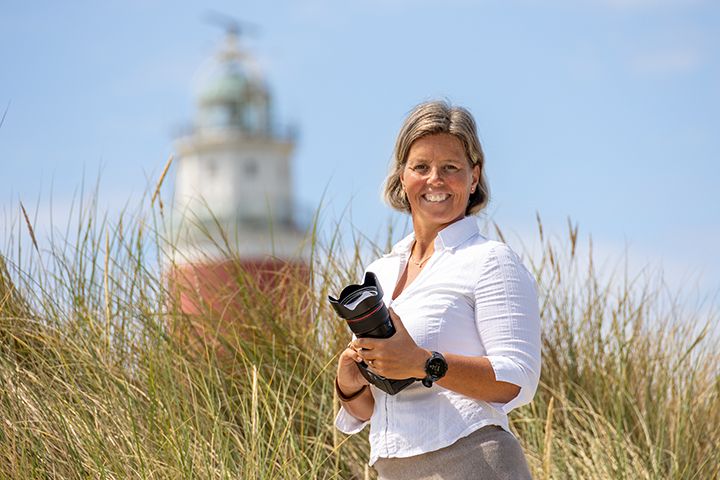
[436,353,520,403]
[338,384,375,421]
[352,326,522,405]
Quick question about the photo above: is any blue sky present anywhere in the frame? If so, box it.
[2,1,718,302]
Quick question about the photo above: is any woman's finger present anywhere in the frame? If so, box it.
[341,345,363,364]
[388,308,408,334]
[352,338,379,351]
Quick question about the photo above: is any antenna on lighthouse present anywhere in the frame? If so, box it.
[203,11,260,38]
[202,11,261,65]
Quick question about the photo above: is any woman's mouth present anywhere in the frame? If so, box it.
[422,193,450,203]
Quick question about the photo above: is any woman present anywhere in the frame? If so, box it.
[335,100,540,479]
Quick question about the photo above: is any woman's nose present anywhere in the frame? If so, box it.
[427,167,444,183]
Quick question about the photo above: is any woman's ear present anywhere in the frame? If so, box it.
[472,164,480,189]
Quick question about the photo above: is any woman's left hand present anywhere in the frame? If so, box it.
[351,309,430,380]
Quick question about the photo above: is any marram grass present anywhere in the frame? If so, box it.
[1,200,717,479]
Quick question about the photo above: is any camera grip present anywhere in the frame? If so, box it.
[356,361,417,395]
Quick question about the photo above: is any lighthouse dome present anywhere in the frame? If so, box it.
[199,69,248,106]
[195,35,271,135]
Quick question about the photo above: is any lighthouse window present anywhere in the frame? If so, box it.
[245,159,258,177]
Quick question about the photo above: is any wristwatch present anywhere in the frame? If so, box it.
[421,351,448,388]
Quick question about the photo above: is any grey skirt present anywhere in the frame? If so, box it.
[373,425,533,480]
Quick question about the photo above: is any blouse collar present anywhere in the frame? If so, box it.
[387,216,482,257]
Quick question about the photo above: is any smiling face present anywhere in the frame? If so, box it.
[400,133,480,235]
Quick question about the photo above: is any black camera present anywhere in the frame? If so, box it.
[329,272,416,395]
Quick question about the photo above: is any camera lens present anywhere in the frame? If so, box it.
[329,273,395,339]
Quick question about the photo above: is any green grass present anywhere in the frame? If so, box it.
[1,196,717,479]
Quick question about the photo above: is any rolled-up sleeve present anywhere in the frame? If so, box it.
[474,244,541,414]
[334,406,369,435]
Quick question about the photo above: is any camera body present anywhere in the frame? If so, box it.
[329,272,416,395]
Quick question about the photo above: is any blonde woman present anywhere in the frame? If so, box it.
[335,100,540,479]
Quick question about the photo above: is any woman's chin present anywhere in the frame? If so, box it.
[412,210,464,230]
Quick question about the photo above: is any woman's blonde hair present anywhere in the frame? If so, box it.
[383,100,489,215]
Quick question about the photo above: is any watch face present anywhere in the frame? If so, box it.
[427,355,447,378]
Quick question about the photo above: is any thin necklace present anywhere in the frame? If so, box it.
[410,249,434,268]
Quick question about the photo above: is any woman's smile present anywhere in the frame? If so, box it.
[422,193,450,203]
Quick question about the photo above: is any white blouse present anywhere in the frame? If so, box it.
[334,216,541,466]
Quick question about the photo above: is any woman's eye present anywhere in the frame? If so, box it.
[444,164,459,171]
[412,164,428,172]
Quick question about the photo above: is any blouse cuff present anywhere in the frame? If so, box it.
[334,406,369,435]
[486,355,538,414]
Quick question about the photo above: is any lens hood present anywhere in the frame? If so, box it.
[329,272,395,338]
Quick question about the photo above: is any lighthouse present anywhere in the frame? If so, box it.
[170,28,308,323]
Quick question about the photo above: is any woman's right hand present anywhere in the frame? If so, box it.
[336,343,369,395]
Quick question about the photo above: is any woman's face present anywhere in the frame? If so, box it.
[400,133,480,234]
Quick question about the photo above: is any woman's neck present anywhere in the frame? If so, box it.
[410,215,465,257]
[411,224,440,258]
